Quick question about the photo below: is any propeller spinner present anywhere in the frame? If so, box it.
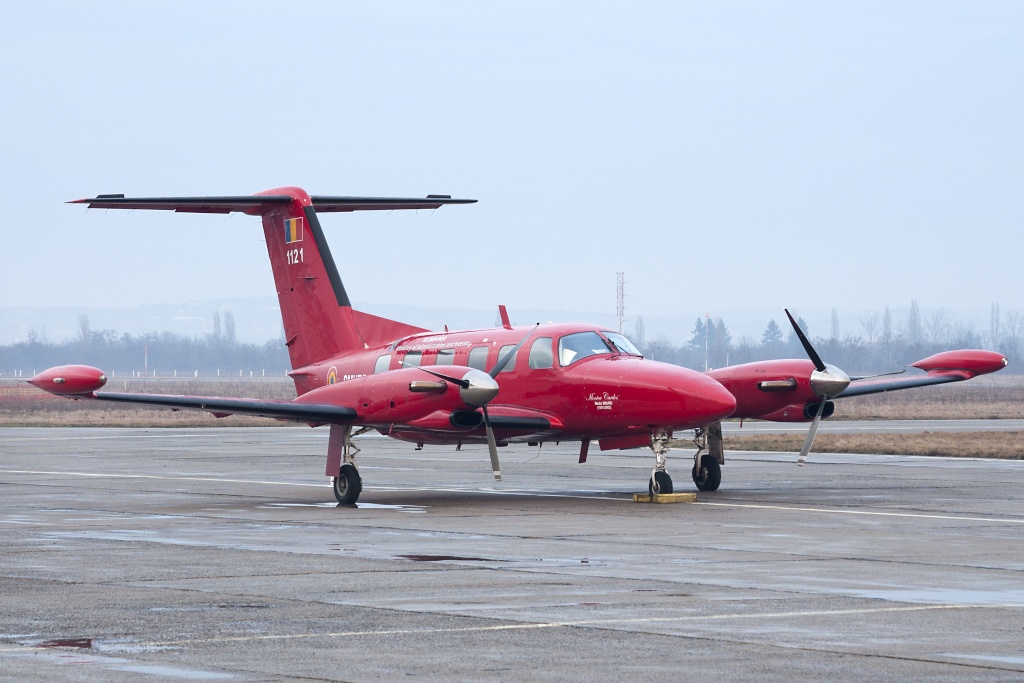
[415,324,539,480]
[784,309,851,466]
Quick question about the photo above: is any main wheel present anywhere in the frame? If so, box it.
[333,463,362,505]
[692,456,721,492]
[649,470,673,495]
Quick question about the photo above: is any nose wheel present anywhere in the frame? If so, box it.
[649,470,673,495]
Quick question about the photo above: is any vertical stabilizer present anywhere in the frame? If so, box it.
[257,188,365,368]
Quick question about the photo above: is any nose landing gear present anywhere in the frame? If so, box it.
[648,429,674,494]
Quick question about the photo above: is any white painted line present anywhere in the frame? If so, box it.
[0,469,622,501]
[696,501,1024,524]
[0,469,326,488]
[19,602,1013,650]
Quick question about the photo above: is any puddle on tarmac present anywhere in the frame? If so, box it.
[263,502,426,513]
[20,645,229,678]
[37,638,92,649]
[856,589,1024,605]
[944,653,1024,666]
[399,554,498,562]
[116,663,233,679]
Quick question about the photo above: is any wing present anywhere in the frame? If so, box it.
[93,392,357,425]
[837,349,1008,399]
[835,373,962,398]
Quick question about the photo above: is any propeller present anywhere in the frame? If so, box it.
[411,324,539,480]
[784,309,851,466]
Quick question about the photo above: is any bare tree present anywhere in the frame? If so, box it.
[830,307,840,342]
[880,306,895,363]
[925,308,949,346]
[860,311,880,345]
[1004,310,1023,359]
[78,314,91,344]
[1006,311,1023,346]
[906,299,923,347]
[990,302,1001,351]
[632,315,646,350]
[212,310,222,340]
[224,309,236,345]
[952,320,980,348]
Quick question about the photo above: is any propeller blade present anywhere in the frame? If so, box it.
[849,369,906,381]
[489,324,540,379]
[784,309,826,372]
[412,365,470,389]
[482,405,501,480]
[797,399,828,466]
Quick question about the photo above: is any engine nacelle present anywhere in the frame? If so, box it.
[29,365,107,396]
[758,400,834,422]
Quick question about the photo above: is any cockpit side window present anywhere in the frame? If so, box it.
[558,331,613,366]
[528,337,554,369]
[374,354,391,374]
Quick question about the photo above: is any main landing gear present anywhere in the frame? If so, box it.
[690,424,722,492]
[647,424,724,494]
[330,425,370,506]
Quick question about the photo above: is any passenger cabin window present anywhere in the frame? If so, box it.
[528,337,554,369]
[436,349,455,366]
[467,346,488,371]
[403,351,422,368]
[496,345,517,372]
[559,331,612,366]
[603,332,642,357]
[374,354,391,374]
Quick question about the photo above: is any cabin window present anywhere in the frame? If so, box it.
[467,346,488,371]
[403,351,422,368]
[603,332,642,357]
[497,344,517,373]
[436,349,455,366]
[528,337,554,369]
[374,354,391,374]
[559,331,612,366]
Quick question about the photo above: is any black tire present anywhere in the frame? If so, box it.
[649,470,673,495]
[692,456,721,492]
[333,464,362,505]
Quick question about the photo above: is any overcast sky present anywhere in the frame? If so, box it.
[2,2,1021,341]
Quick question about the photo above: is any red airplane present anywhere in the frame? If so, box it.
[30,187,1008,504]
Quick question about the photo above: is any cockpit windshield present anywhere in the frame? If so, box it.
[603,332,642,357]
[558,331,613,366]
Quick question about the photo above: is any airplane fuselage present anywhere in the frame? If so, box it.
[290,322,736,446]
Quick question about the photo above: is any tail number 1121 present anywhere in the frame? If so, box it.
[287,248,304,265]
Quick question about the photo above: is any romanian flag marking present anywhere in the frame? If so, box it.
[284,217,303,244]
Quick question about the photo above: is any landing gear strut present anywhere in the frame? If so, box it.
[690,426,722,492]
[648,429,673,494]
[330,425,369,505]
